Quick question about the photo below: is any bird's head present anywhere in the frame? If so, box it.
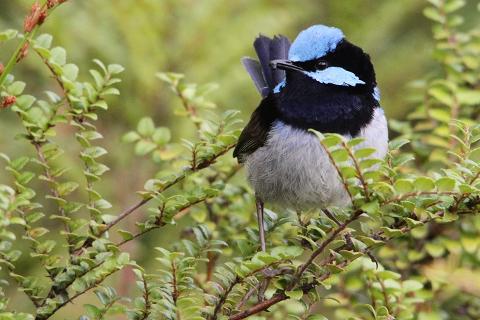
[271,25,377,95]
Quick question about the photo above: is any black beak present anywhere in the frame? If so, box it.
[269,59,304,72]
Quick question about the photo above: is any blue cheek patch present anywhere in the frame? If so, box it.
[373,86,381,101]
[289,25,344,62]
[303,67,365,87]
[273,80,286,93]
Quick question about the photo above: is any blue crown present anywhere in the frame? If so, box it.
[288,25,344,62]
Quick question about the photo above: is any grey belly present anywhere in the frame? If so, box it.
[245,108,388,209]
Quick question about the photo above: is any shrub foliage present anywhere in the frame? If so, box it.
[0,0,480,319]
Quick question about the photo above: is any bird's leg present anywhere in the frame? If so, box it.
[256,197,266,251]
[255,197,268,302]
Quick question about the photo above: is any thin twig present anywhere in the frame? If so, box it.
[116,196,210,247]
[36,263,117,320]
[342,141,370,201]
[317,137,354,203]
[33,142,72,245]
[295,210,363,278]
[211,276,240,320]
[376,275,392,314]
[229,293,287,320]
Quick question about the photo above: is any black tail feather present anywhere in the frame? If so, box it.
[269,35,290,85]
[241,57,269,97]
[242,34,291,97]
[254,35,275,89]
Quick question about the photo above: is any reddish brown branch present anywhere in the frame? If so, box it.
[229,293,287,320]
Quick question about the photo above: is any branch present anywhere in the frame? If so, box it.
[139,272,152,320]
[229,293,287,320]
[36,265,118,320]
[116,195,211,247]
[33,142,72,248]
[229,282,317,320]
[295,209,363,278]
[76,142,236,253]
[174,85,201,130]
[210,276,240,320]
[342,141,370,201]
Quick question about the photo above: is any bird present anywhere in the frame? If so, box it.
[233,25,388,251]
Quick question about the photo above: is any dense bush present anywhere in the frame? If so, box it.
[0,0,480,319]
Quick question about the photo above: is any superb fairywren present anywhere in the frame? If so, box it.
[234,25,388,251]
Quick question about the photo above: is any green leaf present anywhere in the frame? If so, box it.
[152,127,171,145]
[444,0,465,13]
[62,64,79,81]
[331,149,349,162]
[394,179,414,194]
[402,280,424,292]
[7,81,26,96]
[10,217,26,226]
[101,88,120,96]
[361,201,379,215]
[423,7,445,23]
[436,177,456,192]
[429,109,450,122]
[84,304,101,318]
[425,242,446,257]
[389,137,410,150]
[95,199,112,210]
[122,131,141,143]
[90,69,104,88]
[377,270,401,280]
[461,236,480,254]
[35,33,53,48]
[458,89,480,105]
[50,47,67,65]
[116,230,133,242]
[57,182,79,196]
[0,29,18,42]
[107,64,125,74]
[347,137,365,147]
[414,177,435,191]
[285,290,303,300]
[137,117,155,136]
[271,246,303,259]
[135,140,157,156]
[15,95,36,110]
[82,147,108,159]
[354,147,376,158]
[10,157,30,171]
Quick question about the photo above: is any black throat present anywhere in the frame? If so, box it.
[275,72,379,137]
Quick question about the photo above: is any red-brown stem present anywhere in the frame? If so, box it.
[229,293,287,320]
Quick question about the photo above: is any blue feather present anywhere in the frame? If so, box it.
[373,86,381,101]
[288,25,344,62]
[273,80,286,93]
[303,67,365,86]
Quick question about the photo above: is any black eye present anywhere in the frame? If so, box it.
[316,61,328,70]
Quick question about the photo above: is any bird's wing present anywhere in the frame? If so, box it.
[233,95,278,162]
[241,35,291,97]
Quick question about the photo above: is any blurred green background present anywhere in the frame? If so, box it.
[1,0,479,318]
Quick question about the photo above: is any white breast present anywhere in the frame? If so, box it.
[245,108,388,209]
